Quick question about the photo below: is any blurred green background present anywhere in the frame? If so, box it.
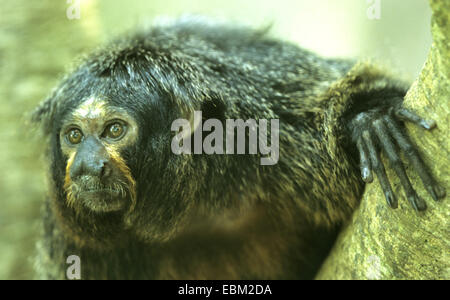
[0,0,431,279]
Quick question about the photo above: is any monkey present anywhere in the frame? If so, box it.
[32,17,445,280]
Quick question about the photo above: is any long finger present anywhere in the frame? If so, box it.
[383,115,445,201]
[362,130,398,208]
[356,137,373,183]
[373,119,426,211]
[394,108,436,130]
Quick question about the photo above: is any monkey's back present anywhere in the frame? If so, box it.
[104,18,354,120]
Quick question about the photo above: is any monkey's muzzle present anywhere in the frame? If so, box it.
[67,175,129,213]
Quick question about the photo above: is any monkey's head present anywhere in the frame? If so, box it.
[60,97,138,214]
[31,29,249,248]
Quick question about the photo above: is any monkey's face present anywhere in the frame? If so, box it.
[60,97,138,213]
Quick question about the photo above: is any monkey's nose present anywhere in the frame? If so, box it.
[71,156,110,179]
[69,136,111,179]
[85,159,108,178]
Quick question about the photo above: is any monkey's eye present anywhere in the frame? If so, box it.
[66,128,83,145]
[103,122,126,140]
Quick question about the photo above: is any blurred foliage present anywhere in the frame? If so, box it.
[0,0,432,279]
[0,0,98,279]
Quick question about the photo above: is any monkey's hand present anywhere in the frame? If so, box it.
[348,106,445,211]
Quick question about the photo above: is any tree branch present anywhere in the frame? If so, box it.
[316,0,449,280]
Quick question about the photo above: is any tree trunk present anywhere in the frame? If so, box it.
[316,0,449,280]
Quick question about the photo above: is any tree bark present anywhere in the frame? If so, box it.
[316,0,449,280]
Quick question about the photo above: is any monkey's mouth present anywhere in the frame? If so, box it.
[65,170,136,214]
[78,188,127,213]
[66,178,130,213]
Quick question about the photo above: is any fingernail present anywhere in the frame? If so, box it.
[385,193,397,209]
[420,120,436,130]
[428,186,438,201]
[410,195,427,211]
[362,168,373,182]
[433,185,446,200]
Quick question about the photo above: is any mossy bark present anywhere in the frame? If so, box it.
[316,0,449,280]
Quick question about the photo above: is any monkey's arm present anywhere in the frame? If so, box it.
[321,63,445,211]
